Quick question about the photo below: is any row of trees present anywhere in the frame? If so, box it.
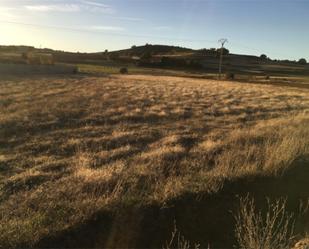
[197,48,230,56]
[260,54,307,65]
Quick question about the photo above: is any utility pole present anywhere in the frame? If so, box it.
[218,38,228,79]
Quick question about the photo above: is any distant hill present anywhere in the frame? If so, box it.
[0,44,304,64]
[1,44,307,76]
[109,44,193,57]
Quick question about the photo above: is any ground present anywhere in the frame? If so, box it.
[0,74,309,248]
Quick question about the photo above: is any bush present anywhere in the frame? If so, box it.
[235,196,295,249]
[298,58,307,65]
[119,67,128,74]
[73,67,78,74]
[225,72,235,80]
[163,222,200,249]
[260,54,268,60]
[21,52,29,60]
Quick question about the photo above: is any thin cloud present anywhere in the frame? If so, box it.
[81,0,114,14]
[80,0,109,8]
[25,4,81,12]
[116,16,144,22]
[87,25,125,31]
[154,26,171,31]
[25,1,114,14]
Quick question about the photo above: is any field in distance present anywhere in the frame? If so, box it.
[0,74,309,248]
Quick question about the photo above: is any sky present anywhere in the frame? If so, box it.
[0,0,308,60]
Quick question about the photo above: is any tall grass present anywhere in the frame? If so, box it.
[235,196,295,249]
[163,222,200,249]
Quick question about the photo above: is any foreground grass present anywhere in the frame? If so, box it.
[0,74,309,247]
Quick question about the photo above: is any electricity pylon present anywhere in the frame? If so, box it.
[218,38,228,79]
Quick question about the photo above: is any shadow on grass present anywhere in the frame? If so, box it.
[34,156,309,249]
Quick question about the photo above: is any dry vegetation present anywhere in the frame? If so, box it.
[164,222,200,249]
[235,197,295,249]
[1,74,309,247]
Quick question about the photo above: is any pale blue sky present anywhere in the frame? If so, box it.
[0,0,308,60]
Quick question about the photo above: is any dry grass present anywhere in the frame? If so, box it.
[164,222,200,249]
[235,196,295,249]
[0,74,309,247]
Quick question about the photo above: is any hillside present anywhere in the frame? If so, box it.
[0,44,193,63]
[1,44,309,80]
[109,44,193,56]
[1,44,306,66]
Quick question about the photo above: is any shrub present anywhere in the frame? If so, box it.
[298,58,307,65]
[21,52,29,60]
[119,67,128,74]
[163,222,200,249]
[235,196,295,249]
[72,67,78,74]
[260,54,268,60]
[225,72,235,80]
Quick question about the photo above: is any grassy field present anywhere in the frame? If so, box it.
[1,74,309,247]
[77,63,218,78]
[77,63,309,87]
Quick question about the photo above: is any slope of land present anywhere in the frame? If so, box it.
[0,75,309,248]
[1,44,308,80]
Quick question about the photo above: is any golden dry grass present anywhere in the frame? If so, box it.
[0,74,309,247]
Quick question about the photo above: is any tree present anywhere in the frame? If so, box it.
[119,67,128,74]
[21,52,29,60]
[104,49,109,60]
[298,58,307,65]
[260,54,267,60]
[141,51,152,60]
[216,47,229,56]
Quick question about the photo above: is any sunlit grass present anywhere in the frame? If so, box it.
[0,74,309,247]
